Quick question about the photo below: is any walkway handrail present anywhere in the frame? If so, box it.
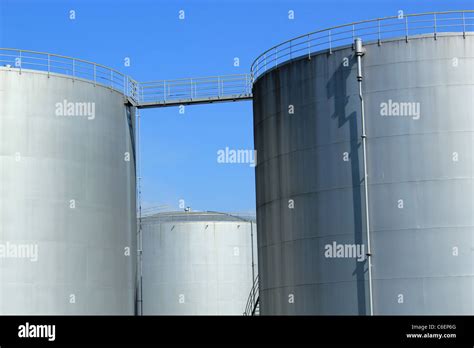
[0,47,139,102]
[139,74,252,104]
[0,48,251,106]
[250,10,474,82]
[244,274,259,316]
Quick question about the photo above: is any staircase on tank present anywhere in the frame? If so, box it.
[244,275,260,316]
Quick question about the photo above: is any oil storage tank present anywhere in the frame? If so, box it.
[0,53,137,314]
[252,12,474,315]
[141,211,257,315]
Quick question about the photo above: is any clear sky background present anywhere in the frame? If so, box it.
[0,0,472,214]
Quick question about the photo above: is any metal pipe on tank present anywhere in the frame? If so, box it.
[136,108,144,316]
[250,221,255,282]
[354,38,374,316]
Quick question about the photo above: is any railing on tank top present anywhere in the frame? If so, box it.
[0,48,141,102]
[251,10,474,82]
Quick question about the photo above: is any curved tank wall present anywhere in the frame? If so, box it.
[0,68,137,314]
[141,211,257,315]
[253,33,474,315]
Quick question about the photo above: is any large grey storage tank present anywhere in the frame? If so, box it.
[252,13,474,315]
[141,211,257,315]
[0,59,137,314]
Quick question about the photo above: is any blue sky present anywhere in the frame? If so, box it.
[1,0,472,213]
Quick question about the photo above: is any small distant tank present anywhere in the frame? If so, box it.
[141,211,257,315]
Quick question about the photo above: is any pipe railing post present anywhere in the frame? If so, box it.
[47,54,50,78]
[377,19,381,46]
[405,16,409,42]
[163,81,166,102]
[434,13,437,40]
[126,77,129,99]
[275,47,278,67]
[328,30,332,54]
[134,83,137,102]
[18,50,22,75]
[307,34,311,60]
[352,24,356,49]
[93,64,96,86]
[123,75,126,96]
[462,12,466,38]
[72,59,75,81]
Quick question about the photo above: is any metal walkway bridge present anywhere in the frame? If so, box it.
[134,74,253,108]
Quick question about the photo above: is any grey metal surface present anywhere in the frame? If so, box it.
[0,67,137,314]
[141,211,257,315]
[253,33,474,315]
